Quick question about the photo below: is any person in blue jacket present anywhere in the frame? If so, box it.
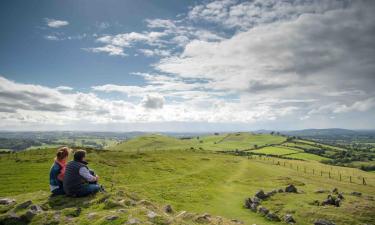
[49,147,69,195]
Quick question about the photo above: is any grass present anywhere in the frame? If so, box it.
[1,146,374,225]
[251,146,300,156]
[286,153,329,161]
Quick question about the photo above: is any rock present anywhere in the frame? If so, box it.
[334,198,341,207]
[258,206,269,216]
[127,217,141,224]
[147,211,158,219]
[0,198,16,205]
[15,200,32,210]
[251,197,261,204]
[311,200,320,206]
[30,204,43,213]
[244,198,252,209]
[195,213,211,223]
[322,195,335,206]
[250,203,258,212]
[164,204,173,214]
[278,188,284,193]
[117,209,127,213]
[266,212,281,221]
[315,189,328,194]
[337,193,344,200]
[105,215,118,221]
[255,190,268,200]
[314,219,336,225]
[87,212,98,220]
[231,219,244,224]
[332,188,338,194]
[284,214,296,224]
[351,192,362,197]
[266,190,277,197]
[0,212,26,224]
[285,184,298,193]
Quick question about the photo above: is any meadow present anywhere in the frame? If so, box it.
[0,133,374,225]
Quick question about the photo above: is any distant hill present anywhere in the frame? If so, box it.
[282,128,358,137]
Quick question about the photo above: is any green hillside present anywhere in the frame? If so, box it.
[0,146,374,225]
[110,133,286,152]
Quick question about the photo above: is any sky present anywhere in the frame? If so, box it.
[0,0,374,132]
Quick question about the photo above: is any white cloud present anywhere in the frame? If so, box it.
[45,18,69,28]
[141,94,165,109]
[55,86,73,91]
[44,35,60,41]
[84,45,126,56]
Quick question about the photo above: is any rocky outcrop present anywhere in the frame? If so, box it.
[314,219,336,225]
[285,184,298,193]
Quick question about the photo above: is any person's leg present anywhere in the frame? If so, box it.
[76,184,100,197]
[51,187,65,196]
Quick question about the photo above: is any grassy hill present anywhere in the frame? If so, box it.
[110,133,286,152]
[0,145,374,225]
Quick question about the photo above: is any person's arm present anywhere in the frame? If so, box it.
[79,167,97,182]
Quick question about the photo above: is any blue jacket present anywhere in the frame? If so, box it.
[49,162,63,188]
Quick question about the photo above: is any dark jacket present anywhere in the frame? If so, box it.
[49,162,63,189]
[63,160,88,195]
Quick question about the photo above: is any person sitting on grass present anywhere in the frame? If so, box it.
[63,149,103,197]
[49,147,70,196]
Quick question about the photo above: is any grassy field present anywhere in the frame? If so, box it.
[251,146,300,156]
[0,146,374,225]
[110,133,286,152]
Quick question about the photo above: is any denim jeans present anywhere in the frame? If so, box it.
[51,187,65,196]
[76,184,100,197]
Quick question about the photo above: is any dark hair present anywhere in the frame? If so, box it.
[74,149,86,162]
[56,147,69,161]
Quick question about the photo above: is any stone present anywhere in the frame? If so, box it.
[284,214,296,224]
[164,204,173,213]
[315,190,328,194]
[255,190,268,200]
[266,212,281,221]
[0,212,25,224]
[195,213,211,223]
[30,204,43,213]
[314,219,336,225]
[127,218,141,224]
[251,197,261,204]
[258,206,269,216]
[87,212,98,220]
[285,184,298,193]
[117,209,127,213]
[105,215,118,221]
[266,190,277,197]
[147,211,158,219]
[278,188,284,193]
[250,203,258,212]
[351,192,362,197]
[244,198,252,209]
[16,200,32,210]
[337,193,344,200]
[0,198,16,205]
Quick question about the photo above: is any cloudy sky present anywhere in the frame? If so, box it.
[0,0,374,131]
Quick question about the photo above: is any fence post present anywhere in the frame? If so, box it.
[313,169,315,175]
[350,176,352,183]
[329,172,331,179]
[321,171,323,176]
[363,178,367,185]
[297,165,299,171]
[339,174,342,181]
[304,167,306,173]
[283,162,286,166]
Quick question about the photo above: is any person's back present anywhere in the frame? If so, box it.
[63,160,86,196]
[63,149,102,197]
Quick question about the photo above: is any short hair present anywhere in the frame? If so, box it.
[74,149,86,161]
[56,147,69,161]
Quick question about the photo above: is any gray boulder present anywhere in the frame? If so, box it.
[285,184,298,193]
[255,190,268,200]
[284,214,296,224]
[127,218,141,224]
[250,203,259,212]
[351,192,362,197]
[15,200,32,210]
[258,206,269,216]
[278,188,284,193]
[105,215,119,221]
[147,211,158,219]
[266,212,281,221]
[195,213,211,223]
[164,204,173,213]
[244,198,252,209]
[314,219,336,225]
[0,198,16,205]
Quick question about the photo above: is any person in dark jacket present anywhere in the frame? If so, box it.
[63,150,102,197]
[49,147,70,195]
